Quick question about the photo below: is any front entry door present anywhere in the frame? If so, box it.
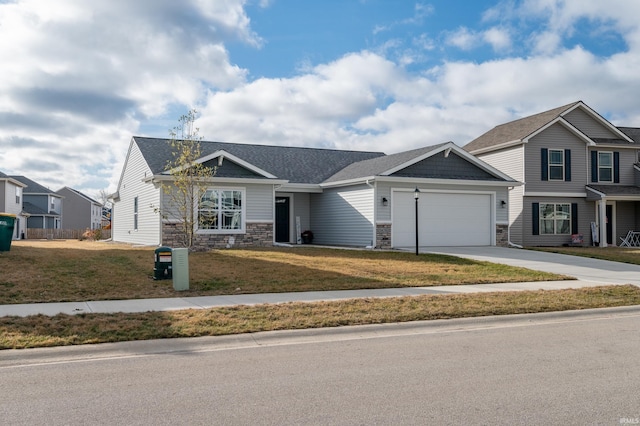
[275,197,290,243]
[606,204,613,245]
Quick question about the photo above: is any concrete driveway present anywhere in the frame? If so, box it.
[422,246,640,287]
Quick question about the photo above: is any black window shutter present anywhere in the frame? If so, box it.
[571,203,578,234]
[591,151,598,182]
[541,148,548,181]
[614,152,620,183]
[532,203,539,235]
[564,149,571,181]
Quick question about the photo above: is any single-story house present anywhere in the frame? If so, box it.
[111,137,519,249]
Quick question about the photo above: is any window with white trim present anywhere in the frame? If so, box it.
[15,187,20,204]
[199,189,244,232]
[598,152,613,182]
[540,203,570,235]
[548,149,564,181]
[133,196,138,231]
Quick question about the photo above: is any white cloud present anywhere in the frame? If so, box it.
[483,27,512,51]
[3,0,640,198]
[0,0,254,192]
[446,27,479,50]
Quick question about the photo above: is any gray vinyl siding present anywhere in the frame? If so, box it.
[112,142,161,245]
[523,197,593,246]
[391,151,500,180]
[616,202,638,244]
[376,181,509,224]
[245,184,273,222]
[1,182,23,216]
[477,145,524,182]
[525,123,588,193]
[476,146,525,245]
[589,147,638,185]
[292,192,311,234]
[508,185,525,245]
[23,194,48,212]
[563,108,619,139]
[310,185,374,246]
[57,187,91,229]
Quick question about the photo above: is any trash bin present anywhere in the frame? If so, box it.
[0,213,16,252]
[154,246,173,280]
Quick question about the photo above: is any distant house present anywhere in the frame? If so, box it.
[56,187,103,230]
[10,175,63,230]
[465,101,640,247]
[111,136,518,249]
[0,170,28,239]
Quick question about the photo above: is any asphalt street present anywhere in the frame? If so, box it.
[2,306,640,425]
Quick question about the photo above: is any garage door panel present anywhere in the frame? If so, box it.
[392,192,492,247]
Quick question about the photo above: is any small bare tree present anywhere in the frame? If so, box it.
[159,109,216,248]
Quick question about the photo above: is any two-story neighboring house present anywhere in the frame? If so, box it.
[10,175,63,230]
[0,171,28,239]
[464,101,640,247]
[56,187,103,230]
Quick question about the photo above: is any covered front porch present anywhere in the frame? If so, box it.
[587,185,640,247]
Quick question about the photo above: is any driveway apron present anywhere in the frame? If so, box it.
[422,246,640,286]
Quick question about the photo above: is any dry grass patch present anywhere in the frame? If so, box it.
[532,246,640,265]
[0,240,567,304]
[2,285,638,349]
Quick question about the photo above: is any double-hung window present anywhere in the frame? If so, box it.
[591,150,619,183]
[541,148,570,181]
[548,149,564,181]
[199,189,244,232]
[597,152,613,182]
[540,203,571,235]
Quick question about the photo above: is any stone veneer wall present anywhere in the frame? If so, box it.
[376,224,392,249]
[377,223,509,249]
[162,222,273,250]
[496,224,509,247]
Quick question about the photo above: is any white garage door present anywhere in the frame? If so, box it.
[392,191,493,247]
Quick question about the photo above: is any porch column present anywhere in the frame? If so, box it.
[598,199,608,248]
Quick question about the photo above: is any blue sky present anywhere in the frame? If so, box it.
[0,0,638,197]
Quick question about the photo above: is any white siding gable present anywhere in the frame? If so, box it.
[112,141,161,245]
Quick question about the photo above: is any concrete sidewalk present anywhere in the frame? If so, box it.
[3,246,637,318]
[0,279,610,317]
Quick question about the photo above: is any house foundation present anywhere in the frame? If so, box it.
[163,222,273,250]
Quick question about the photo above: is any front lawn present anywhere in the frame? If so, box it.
[531,246,640,265]
[2,285,639,349]
[0,240,568,304]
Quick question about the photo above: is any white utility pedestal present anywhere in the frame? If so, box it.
[172,248,189,291]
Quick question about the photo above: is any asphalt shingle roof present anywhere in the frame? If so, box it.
[134,137,386,185]
[324,143,450,183]
[464,101,581,153]
[587,185,640,197]
[9,176,56,194]
[618,127,640,143]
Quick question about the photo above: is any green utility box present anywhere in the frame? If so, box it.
[172,248,189,291]
[154,246,173,280]
[0,213,16,252]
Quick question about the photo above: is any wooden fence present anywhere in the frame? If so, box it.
[25,228,112,240]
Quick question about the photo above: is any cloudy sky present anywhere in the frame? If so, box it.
[1,0,639,198]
